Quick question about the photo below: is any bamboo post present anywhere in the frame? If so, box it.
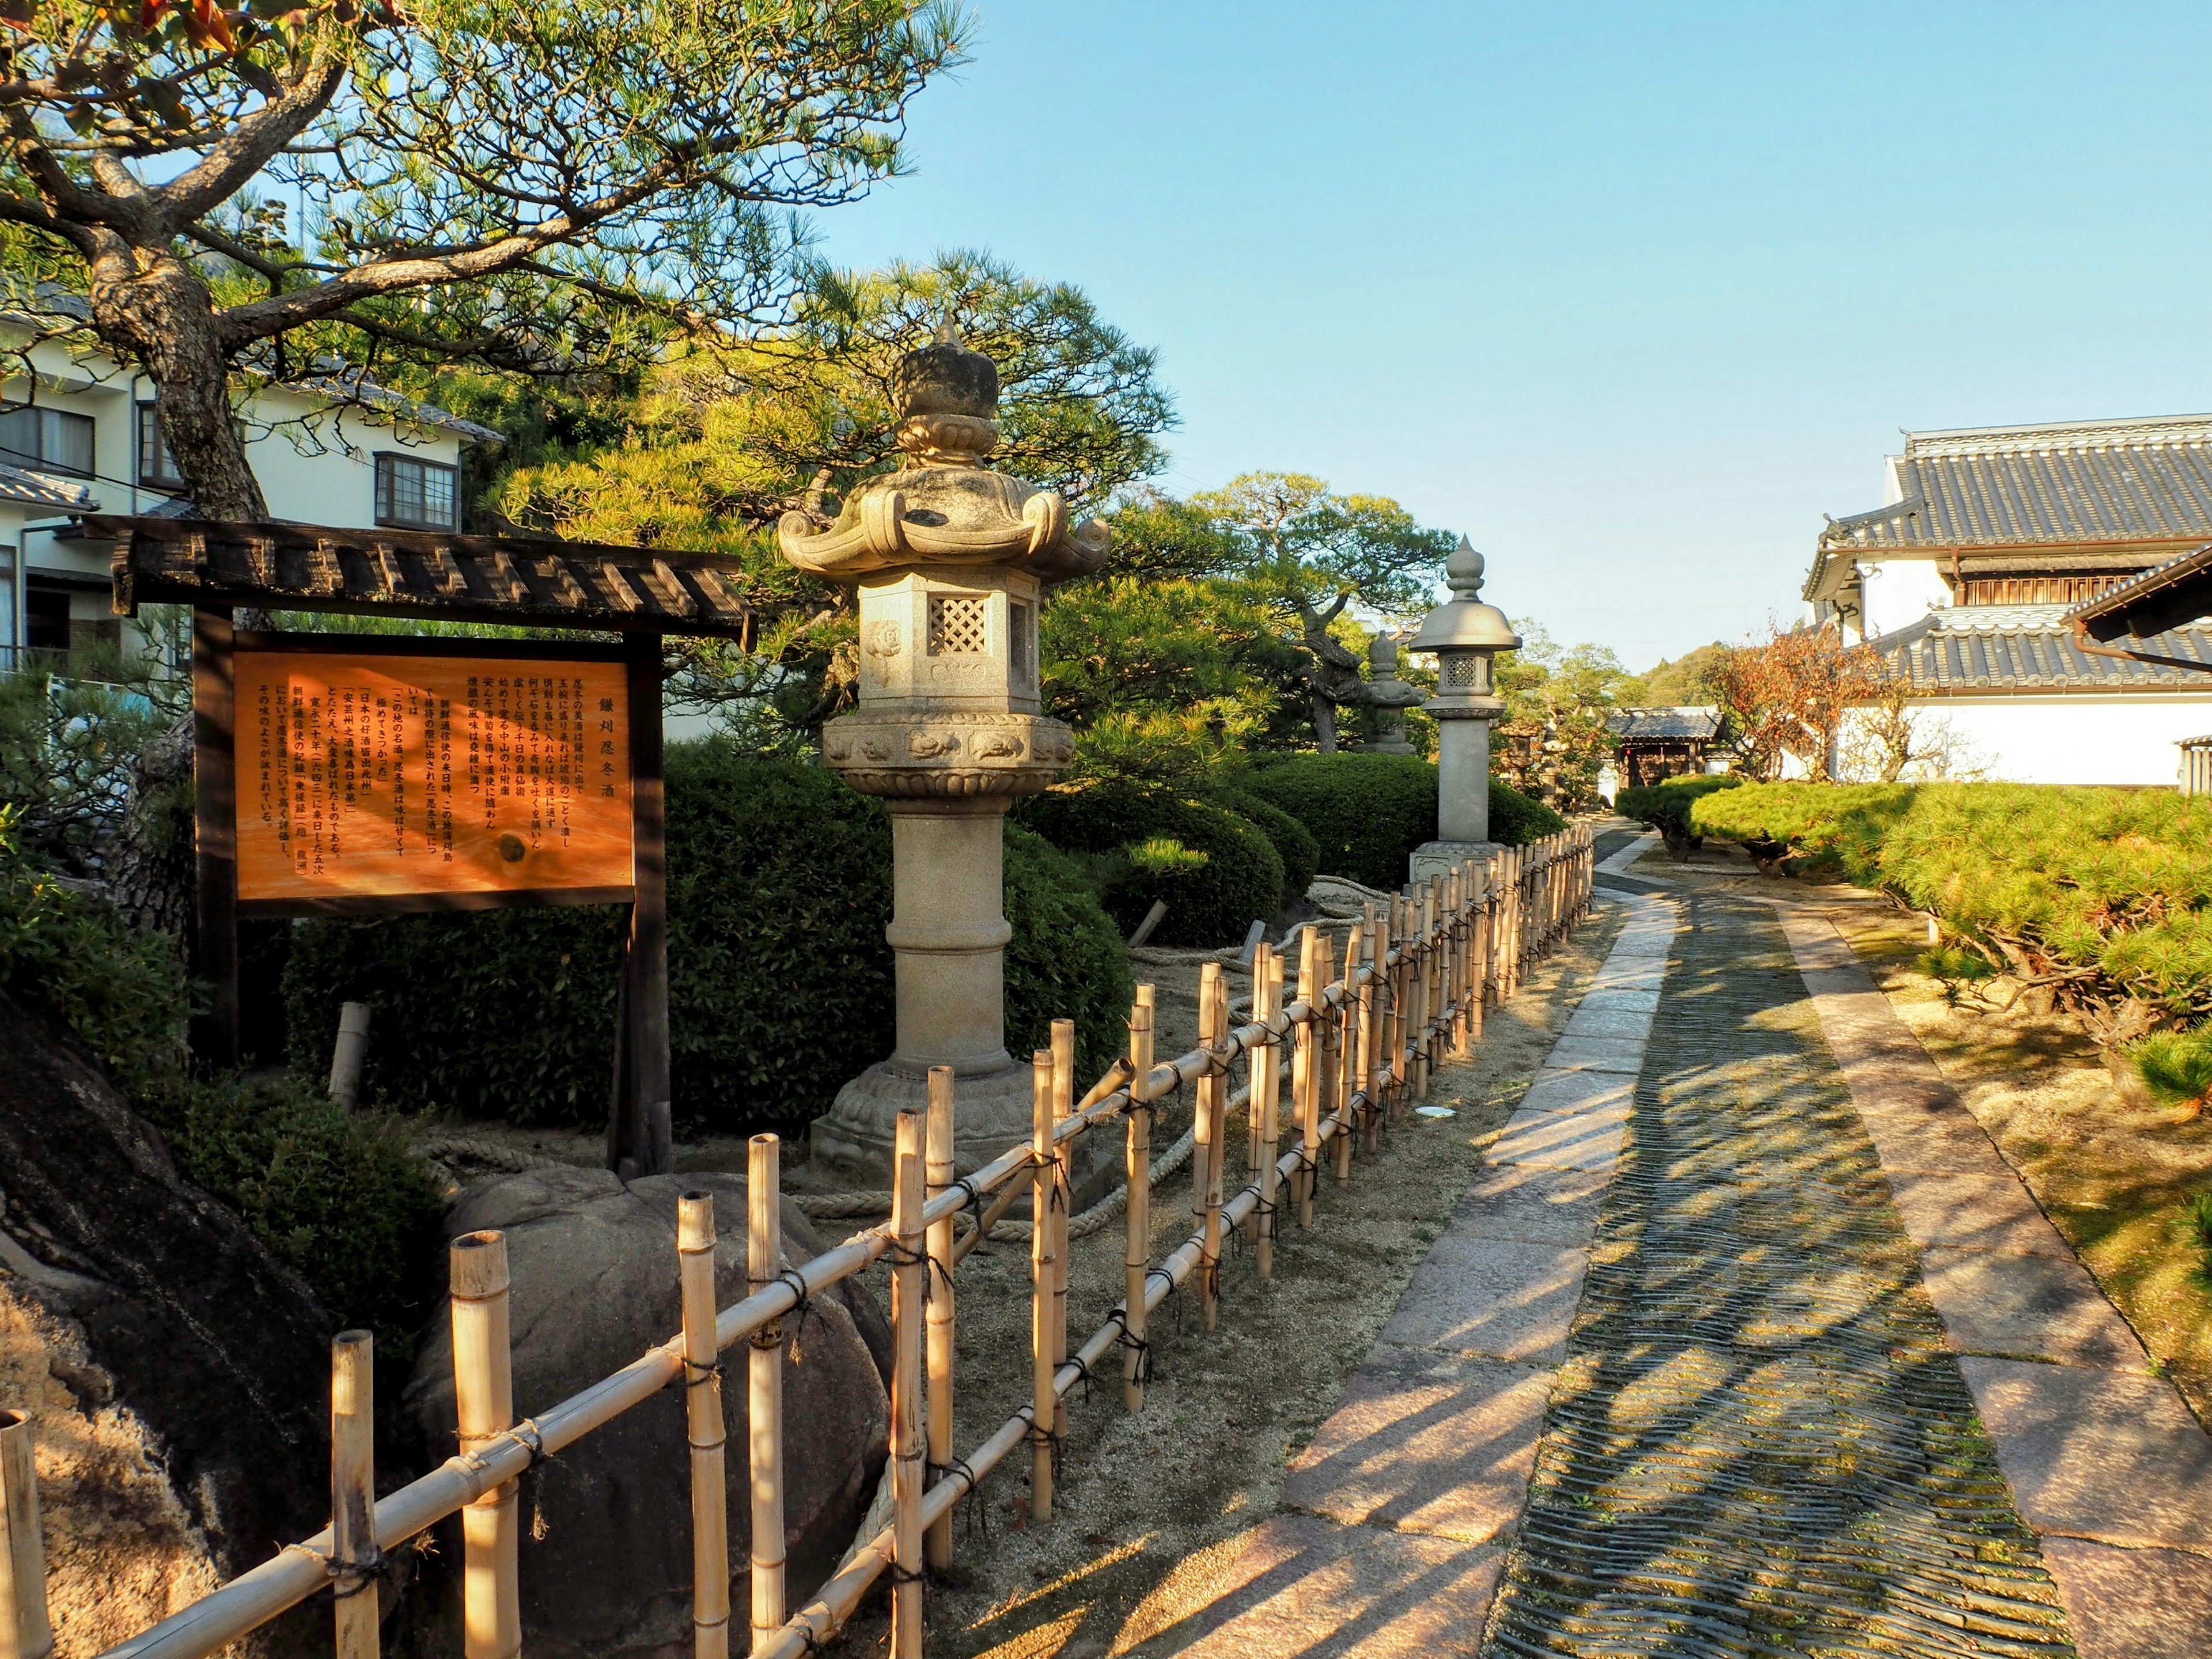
[1301,932,1327,1226]
[1290,931,1317,1226]
[331,1331,379,1659]
[1468,867,1488,1042]
[889,1107,927,1659]
[1029,1051,1055,1522]
[1361,908,1385,1156]
[676,1194,732,1659]
[1405,893,1428,1105]
[1444,869,1467,1059]
[1124,988,1154,1413]
[924,1068,956,1574]
[1245,944,1268,1199]
[451,1230,520,1659]
[1050,1020,1074,1444]
[0,1411,50,1659]
[1391,896,1412,1120]
[1427,877,1446,1078]
[1334,924,1360,1184]
[747,1136,785,1654]
[1253,947,1283,1275]
[1194,963,1224,1330]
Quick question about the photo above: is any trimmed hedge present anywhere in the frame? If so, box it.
[1013,783,1284,947]
[1690,781,2212,1024]
[1616,774,1745,859]
[1241,754,1563,889]
[1213,788,1320,896]
[286,745,1133,1135]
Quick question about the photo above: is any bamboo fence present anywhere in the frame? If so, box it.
[5,829,1593,1659]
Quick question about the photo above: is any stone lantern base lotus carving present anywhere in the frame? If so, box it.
[820,710,1074,798]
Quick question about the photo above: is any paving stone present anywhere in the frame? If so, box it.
[1856,1114,2006,1176]
[1540,1036,1645,1074]
[1451,1166,1609,1244]
[1486,1103,1629,1172]
[1516,1071,1637,1117]
[1377,1234,1589,1362]
[1562,1006,1654,1041]
[2037,1538,2212,1659]
[1286,1349,1552,1541]
[1885,1171,2074,1257]
[1589,964,1667,990]
[1128,1515,1502,1658]
[1959,1358,2212,1550]
[1575,987,1661,1013]
[1921,1247,2146,1365]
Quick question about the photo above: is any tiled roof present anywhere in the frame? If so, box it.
[2064,540,2212,644]
[1606,706,1722,741]
[1872,603,2212,694]
[1820,414,2212,555]
[0,462,96,512]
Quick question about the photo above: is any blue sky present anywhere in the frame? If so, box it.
[805,2,2212,670]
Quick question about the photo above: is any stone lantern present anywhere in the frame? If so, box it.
[1404,536,1520,882]
[1359,631,1419,755]
[778,327,1108,1182]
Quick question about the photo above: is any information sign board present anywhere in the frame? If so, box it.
[232,639,634,913]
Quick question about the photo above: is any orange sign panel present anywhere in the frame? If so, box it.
[234,650,633,906]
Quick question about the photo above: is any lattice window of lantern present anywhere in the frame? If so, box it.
[928,594,989,656]
[1444,655,1480,690]
[1009,601,1035,684]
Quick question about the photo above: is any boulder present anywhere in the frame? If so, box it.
[404,1168,890,1659]
[0,990,332,1658]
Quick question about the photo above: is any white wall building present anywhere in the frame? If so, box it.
[1806,415,2212,786]
[0,312,500,668]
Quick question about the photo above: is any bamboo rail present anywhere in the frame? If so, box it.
[52,829,1596,1659]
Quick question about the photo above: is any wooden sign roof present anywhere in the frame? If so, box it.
[98,515,756,642]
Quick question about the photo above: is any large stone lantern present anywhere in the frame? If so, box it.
[779,327,1108,1181]
[1404,537,1520,882]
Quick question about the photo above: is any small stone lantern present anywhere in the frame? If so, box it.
[779,326,1108,1181]
[1359,631,1418,755]
[1404,536,1520,882]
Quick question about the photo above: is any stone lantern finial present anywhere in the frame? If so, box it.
[777,334,1111,1184]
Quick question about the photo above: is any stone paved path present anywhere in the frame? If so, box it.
[1482,889,2076,1656]
[1164,851,2212,1658]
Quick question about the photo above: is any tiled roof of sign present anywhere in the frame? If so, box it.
[0,462,96,512]
[1820,414,2212,554]
[1605,706,1722,741]
[1872,603,2212,693]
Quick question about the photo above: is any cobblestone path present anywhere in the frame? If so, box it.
[1481,891,2078,1658]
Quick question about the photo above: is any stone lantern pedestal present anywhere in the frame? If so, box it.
[779,328,1105,1183]
[1405,538,1521,885]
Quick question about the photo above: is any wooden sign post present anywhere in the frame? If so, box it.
[109,516,754,1180]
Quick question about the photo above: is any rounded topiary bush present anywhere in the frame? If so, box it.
[1243,754,1565,888]
[1213,788,1320,896]
[1488,779,1567,846]
[1014,783,1285,947]
[286,743,1131,1137]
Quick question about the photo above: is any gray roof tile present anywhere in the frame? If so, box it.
[1872,603,2212,692]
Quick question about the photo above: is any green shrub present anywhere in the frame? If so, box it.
[1690,781,2212,1022]
[1488,779,1568,846]
[1616,774,1745,859]
[288,745,1134,1134]
[2135,1028,2212,1114]
[139,1076,446,1351]
[0,804,188,1093]
[1014,782,1285,947]
[1211,789,1320,895]
[1241,754,1562,889]
[1003,826,1135,1081]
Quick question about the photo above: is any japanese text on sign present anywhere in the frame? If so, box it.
[233,650,633,906]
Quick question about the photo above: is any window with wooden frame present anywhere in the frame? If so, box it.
[135,404,187,490]
[374,452,461,531]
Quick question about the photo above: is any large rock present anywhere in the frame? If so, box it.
[405,1168,891,1658]
[0,990,332,1658]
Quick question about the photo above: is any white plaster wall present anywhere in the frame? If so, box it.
[1858,558,1953,639]
[246,388,463,529]
[1838,698,2212,786]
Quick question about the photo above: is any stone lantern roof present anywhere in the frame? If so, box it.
[776,323,1110,583]
[1406,537,1522,654]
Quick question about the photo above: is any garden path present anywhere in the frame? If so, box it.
[1149,847,2212,1658]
